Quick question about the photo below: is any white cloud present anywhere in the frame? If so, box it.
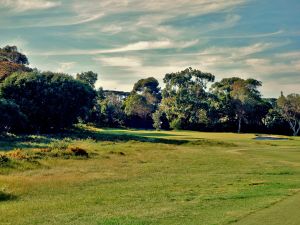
[201,43,274,58]
[101,25,123,34]
[56,62,76,73]
[0,0,61,11]
[275,51,300,59]
[32,39,199,56]
[208,14,241,31]
[201,30,284,39]
[94,56,143,67]
[71,0,246,18]
[245,58,300,74]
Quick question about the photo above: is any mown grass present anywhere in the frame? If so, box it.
[0,126,299,225]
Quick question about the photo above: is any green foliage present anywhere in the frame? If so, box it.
[0,99,27,133]
[169,117,182,130]
[124,77,161,128]
[132,77,161,100]
[0,61,32,82]
[0,71,96,132]
[0,44,299,135]
[0,154,10,166]
[0,45,29,65]
[277,93,300,136]
[211,77,265,133]
[0,46,31,82]
[161,67,215,129]
[76,71,98,88]
[49,139,71,151]
[152,110,170,130]
[124,94,152,119]
[100,95,126,127]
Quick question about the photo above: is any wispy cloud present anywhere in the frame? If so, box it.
[94,56,143,67]
[208,14,241,31]
[32,39,199,56]
[0,0,61,11]
[1,0,299,97]
[101,25,123,34]
[56,62,76,73]
[275,51,300,59]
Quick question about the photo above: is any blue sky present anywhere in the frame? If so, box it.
[0,0,299,97]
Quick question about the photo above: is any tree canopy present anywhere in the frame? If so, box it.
[0,46,29,65]
[76,71,98,88]
[0,71,96,132]
[160,68,215,129]
[0,45,299,136]
[277,93,300,136]
[0,46,32,82]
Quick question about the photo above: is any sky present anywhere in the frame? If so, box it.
[0,0,299,97]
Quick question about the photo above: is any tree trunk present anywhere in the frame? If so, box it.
[289,120,300,136]
[293,121,300,136]
[238,117,242,133]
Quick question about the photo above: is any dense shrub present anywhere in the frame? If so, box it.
[0,61,32,82]
[0,99,28,133]
[0,154,10,165]
[0,71,96,132]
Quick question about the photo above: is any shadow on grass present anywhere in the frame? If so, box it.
[131,132,181,137]
[1,127,236,151]
[0,191,17,202]
[0,135,55,151]
[56,128,189,145]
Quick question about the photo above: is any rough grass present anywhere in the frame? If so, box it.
[0,126,299,225]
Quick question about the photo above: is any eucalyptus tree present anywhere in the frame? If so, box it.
[125,77,161,128]
[160,67,215,129]
[277,93,300,136]
[0,45,31,82]
[0,45,29,65]
[76,71,98,88]
[211,78,264,133]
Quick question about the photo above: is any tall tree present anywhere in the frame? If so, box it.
[0,46,32,81]
[99,91,127,127]
[277,93,300,136]
[211,78,263,133]
[160,67,215,129]
[76,71,98,88]
[132,77,161,107]
[0,45,29,65]
[125,77,161,128]
[124,94,152,119]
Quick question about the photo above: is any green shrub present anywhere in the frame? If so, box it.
[170,118,182,130]
[49,139,70,151]
[0,154,10,166]
[0,71,96,132]
[0,99,27,133]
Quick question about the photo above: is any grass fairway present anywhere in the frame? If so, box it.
[0,127,300,225]
[235,192,300,225]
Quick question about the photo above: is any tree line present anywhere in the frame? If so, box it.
[0,46,299,136]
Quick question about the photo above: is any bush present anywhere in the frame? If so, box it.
[49,139,70,151]
[0,71,96,132]
[170,118,182,130]
[67,147,88,157]
[0,99,28,133]
[152,110,170,130]
[6,149,29,160]
[0,154,9,163]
